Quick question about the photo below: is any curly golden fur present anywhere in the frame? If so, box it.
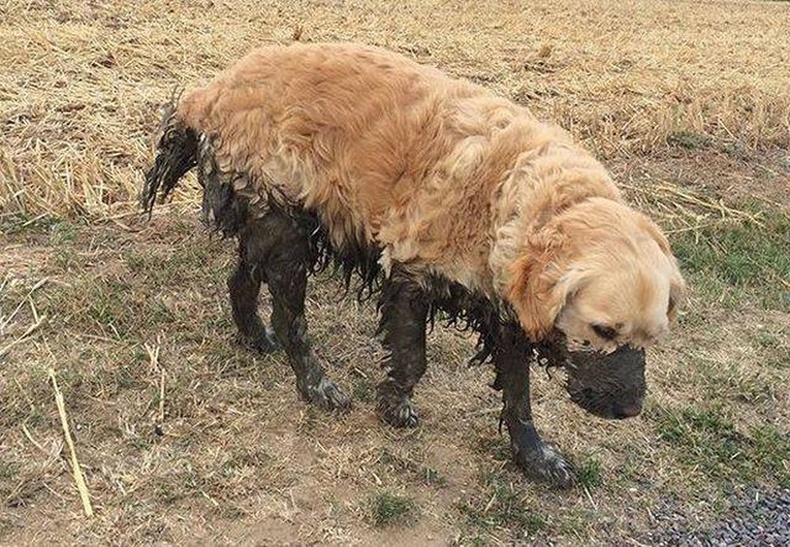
[174,42,684,353]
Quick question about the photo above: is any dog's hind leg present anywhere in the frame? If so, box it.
[493,323,575,488]
[244,211,351,411]
[228,248,281,354]
[376,266,429,428]
[197,137,279,355]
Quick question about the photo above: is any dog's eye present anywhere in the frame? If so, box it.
[591,324,618,341]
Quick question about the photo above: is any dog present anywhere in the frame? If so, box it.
[142,42,685,487]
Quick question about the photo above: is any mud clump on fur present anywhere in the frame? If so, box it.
[141,93,198,216]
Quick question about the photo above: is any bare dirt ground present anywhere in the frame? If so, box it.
[1,1,788,545]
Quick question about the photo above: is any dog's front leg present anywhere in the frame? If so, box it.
[376,266,429,428]
[494,323,575,488]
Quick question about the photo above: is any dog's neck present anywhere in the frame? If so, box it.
[486,142,622,300]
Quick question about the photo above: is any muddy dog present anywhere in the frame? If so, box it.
[142,43,685,487]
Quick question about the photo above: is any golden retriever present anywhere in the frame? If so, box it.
[143,42,685,487]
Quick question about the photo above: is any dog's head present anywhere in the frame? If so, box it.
[507,198,685,419]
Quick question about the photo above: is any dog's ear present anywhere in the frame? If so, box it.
[507,229,579,341]
[637,214,687,322]
[667,274,686,322]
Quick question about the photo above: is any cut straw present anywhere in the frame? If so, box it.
[49,368,94,518]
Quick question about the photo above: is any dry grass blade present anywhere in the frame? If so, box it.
[158,367,166,424]
[0,314,48,359]
[0,277,48,332]
[144,340,165,423]
[583,486,598,510]
[48,368,94,518]
[651,184,763,225]
[620,180,769,237]
[21,423,48,454]
[0,279,48,358]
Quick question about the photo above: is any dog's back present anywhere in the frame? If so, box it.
[176,43,597,291]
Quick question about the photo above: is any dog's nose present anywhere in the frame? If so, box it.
[613,403,642,419]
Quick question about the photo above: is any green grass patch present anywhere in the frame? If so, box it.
[125,243,224,287]
[764,346,789,370]
[667,131,713,150]
[47,221,78,244]
[553,508,597,537]
[574,456,604,490]
[0,212,61,236]
[86,279,136,335]
[422,467,448,487]
[671,210,789,310]
[375,449,448,487]
[458,473,547,536]
[475,435,513,462]
[457,535,488,547]
[691,357,779,406]
[751,425,790,489]
[653,405,789,486]
[0,461,20,484]
[351,377,373,403]
[368,491,420,528]
[751,330,782,350]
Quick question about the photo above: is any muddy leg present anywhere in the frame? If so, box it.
[228,252,280,354]
[493,323,574,488]
[199,134,277,353]
[376,267,429,428]
[257,213,351,411]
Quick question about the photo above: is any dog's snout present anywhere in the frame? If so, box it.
[560,341,647,420]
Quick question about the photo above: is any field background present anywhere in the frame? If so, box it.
[1,0,788,545]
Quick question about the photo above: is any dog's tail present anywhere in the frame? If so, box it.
[141,89,199,216]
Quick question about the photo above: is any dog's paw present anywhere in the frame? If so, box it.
[377,380,419,428]
[380,398,419,428]
[514,442,575,489]
[300,376,352,412]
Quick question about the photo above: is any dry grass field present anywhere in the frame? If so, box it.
[1,0,788,545]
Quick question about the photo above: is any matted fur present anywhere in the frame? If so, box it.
[169,42,684,352]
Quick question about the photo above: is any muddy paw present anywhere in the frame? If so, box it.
[237,325,281,354]
[377,380,419,428]
[300,376,352,412]
[514,442,575,489]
